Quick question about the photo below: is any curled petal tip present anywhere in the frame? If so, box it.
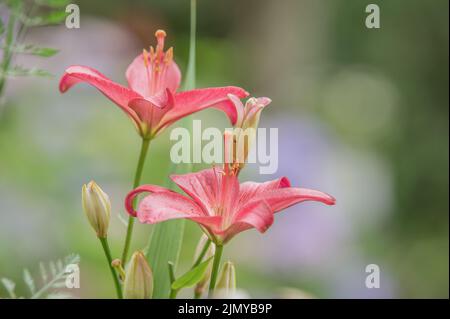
[328,195,337,205]
[320,192,336,206]
[279,177,291,188]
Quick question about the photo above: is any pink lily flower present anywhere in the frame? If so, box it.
[125,166,335,244]
[59,30,248,139]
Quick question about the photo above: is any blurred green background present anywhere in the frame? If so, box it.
[0,0,448,298]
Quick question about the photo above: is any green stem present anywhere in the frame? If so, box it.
[192,239,211,269]
[121,138,151,264]
[99,237,123,299]
[168,262,178,299]
[194,290,202,299]
[208,244,223,298]
[169,289,178,299]
[184,0,196,91]
[0,7,17,99]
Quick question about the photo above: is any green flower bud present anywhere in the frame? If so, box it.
[81,181,111,238]
[123,251,153,299]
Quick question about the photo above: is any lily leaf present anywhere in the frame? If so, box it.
[147,218,185,298]
[0,18,4,36]
[171,257,213,291]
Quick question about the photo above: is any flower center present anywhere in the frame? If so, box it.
[142,30,174,96]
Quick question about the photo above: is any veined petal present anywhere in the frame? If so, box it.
[155,86,249,135]
[127,91,173,137]
[233,200,274,233]
[170,168,221,216]
[59,65,142,125]
[239,177,291,206]
[125,184,222,231]
[125,184,173,217]
[125,52,181,97]
[227,94,245,128]
[251,187,336,213]
[216,200,273,243]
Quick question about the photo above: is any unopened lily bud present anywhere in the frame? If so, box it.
[123,251,153,299]
[193,235,215,297]
[81,181,111,238]
[241,97,271,131]
[227,95,271,167]
[214,261,236,298]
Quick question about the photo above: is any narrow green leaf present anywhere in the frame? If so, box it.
[184,0,197,91]
[147,218,185,298]
[171,257,213,291]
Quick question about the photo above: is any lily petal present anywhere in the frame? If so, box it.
[170,168,222,216]
[156,87,249,134]
[59,65,141,124]
[227,94,245,127]
[233,200,274,233]
[239,177,291,206]
[125,184,223,230]
[125,184,174,217]
[127,89,175,133]
[125,53,181,97]
[251,187,336,213]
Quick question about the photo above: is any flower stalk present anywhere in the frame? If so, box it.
[121,137,151,264]
[168,262,178,299]
[99,237,123,299]
[208,244,223,298]
[192,238,211,268]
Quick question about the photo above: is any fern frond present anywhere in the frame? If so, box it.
[39,262,48,283]
[1,277,17,298]
[31,254,80,299]
[23,269,36,295]
[0,254,80,299]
